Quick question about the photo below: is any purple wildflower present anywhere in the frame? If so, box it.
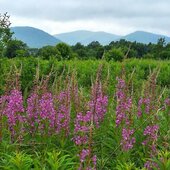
[26,93,39,135]
[142,125,159,145]
[144,160,159,170]
[137,97,151,117]
[2,89,24,141]
[115,78,132,126]
[54,90,71,135]
[38,92,56,135]
[121,128,136,151]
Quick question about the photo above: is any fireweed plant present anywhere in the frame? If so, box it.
[0,64,169,170]
[73,66,108,170]
[136,70,162,169]
[115,77,135,151]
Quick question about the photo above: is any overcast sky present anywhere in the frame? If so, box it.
[1,0,170,36]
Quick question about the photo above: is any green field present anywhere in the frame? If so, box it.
[0,58,170,169]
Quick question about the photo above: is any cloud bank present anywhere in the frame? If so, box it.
[1,0,170,35]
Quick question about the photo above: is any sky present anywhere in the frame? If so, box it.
[1,0,170,36]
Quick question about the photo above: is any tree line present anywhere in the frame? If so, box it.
[1,13,170,61]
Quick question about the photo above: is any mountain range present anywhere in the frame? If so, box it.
[11,26,170,48]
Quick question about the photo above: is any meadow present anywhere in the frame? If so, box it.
[0,58,169,170]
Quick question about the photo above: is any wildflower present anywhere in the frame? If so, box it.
[2,89,24,141]
[144,160,159,170]
[55,90,71,135]
[115,78,132,126]
[164,98,170,106]
[143,125,159,141]
[121,128,136,151]
[26,93,39,135]
[39,92,56,134]
[142,125,159,158]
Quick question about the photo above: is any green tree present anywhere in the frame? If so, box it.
[108,39,151,58]
[159,50,170,60]
[4,39,29,58]
[56,43,72,60]
[38,45,61,60]
[0,12,13,57]
[105,48,124,61]
[157,37,166,48]
[86,41,104,59]
[121,46,137,58]
[72,43,87,59]
[154,38,166,59]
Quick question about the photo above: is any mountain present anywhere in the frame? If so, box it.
[121,31,170,44]
[54,30,121,45]
[11,26,61,48]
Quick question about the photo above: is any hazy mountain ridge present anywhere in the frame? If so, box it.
[11,26,61,48]
[11,26,170,48]
[55,30,170,45]
[121,31,170,44]
[54,30,121,45]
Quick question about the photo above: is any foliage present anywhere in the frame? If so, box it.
[0,58,170,96]
[105,48,124,61]
[151,150,170,170]
[0,151,33,170]
[56,43,72,60]
[37,45,61,60]
[46,151,76,170]
[0,12,13,57]
[0,60,169,169]
[4,39,29,58]
[72,43,87,59]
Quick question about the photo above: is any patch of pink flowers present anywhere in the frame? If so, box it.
[115,77,132,126]
[1,89,25,141]
[137,97,151,117]
[115,77,135,151]
[142,125,159,153]
[54,90,71,135]
[78,149,97,170]
[121,128,136,151]
[74,80,108,170]
[144,160,159,170]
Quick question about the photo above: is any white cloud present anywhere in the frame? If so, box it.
[1,0,170,36]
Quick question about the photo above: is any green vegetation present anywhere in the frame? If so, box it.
[0,12,170,170]
[0,58,170,95]
[1,13,170,61]
[0,12,13,57]
[0,59,169,169]
[1,37,170,60]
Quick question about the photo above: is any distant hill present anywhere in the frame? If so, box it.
[11,27,170,47]
[55,30,170,45]
[11,26,61,48]
[54,30,121,45]
[121,31,170,44]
